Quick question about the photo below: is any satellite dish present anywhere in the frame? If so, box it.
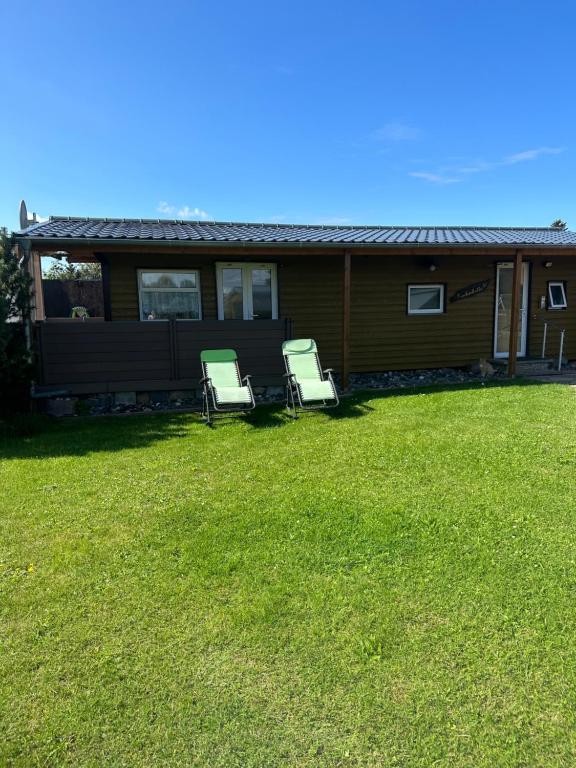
[19,200,28,229]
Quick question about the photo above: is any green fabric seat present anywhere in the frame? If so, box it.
[200,349,255,423]
[214,386,252,404]
[282,338,338,414]
[204,361,241,388]
[298,378,336,402]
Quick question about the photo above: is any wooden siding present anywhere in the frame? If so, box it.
[351,253,497,370]
[529,261,576,360]
[51,247,576,380]
[106,252,344,367]
[107,253,218,321]
[280,255,342,369]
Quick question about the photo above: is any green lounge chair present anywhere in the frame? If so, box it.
[200,349,255,425]
[282,338,339,417]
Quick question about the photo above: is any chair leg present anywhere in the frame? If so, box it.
[203,390,211,425]
[287,384,298,419]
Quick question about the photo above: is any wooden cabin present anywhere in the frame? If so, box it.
[14,211,576,396]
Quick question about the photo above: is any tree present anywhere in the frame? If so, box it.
[42,259,102,280]
[0,228,34,415]
[550,219,568,230]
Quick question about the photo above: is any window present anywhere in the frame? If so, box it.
[407,284,444,315]
[138,270,201,320]
[216,263,278,320]
[548,281,567,310]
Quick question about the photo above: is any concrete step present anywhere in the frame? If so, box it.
[492,358,559,375]
[525,373,576,384]
[492,357,555,364]
[519,368,558,376]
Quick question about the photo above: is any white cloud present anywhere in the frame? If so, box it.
[373,122,421,142]
[457,160,494,174]
[503,146,564,164]
[314,216,353,225]
[157,201,211,220]
[409,172,459,185]
[157,201,175,215]
[412,146,565,185]
[178,206,210,220]
[458,148,564,174]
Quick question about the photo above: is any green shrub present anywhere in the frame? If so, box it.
[0,228,34,415]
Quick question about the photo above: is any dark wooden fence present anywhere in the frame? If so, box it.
[35,319,291,394]
[43,279,104,319]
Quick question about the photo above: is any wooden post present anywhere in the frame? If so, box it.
[341,250,351,390]
[97,255,112,321]
[30,251,45,321]
[507,249,523,377]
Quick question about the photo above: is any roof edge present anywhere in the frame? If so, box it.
[30,215,564,232]
[14,235,576,251]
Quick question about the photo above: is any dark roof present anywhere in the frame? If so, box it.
[16,216,576,247]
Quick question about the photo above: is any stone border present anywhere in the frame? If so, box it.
[43,364,508,417]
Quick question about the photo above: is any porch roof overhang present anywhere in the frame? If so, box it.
[19,237,576,254]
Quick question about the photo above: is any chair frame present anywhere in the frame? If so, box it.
[283,350,339,418]
[200,358,255,425]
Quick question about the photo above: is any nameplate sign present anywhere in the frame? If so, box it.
[449,279,490,303]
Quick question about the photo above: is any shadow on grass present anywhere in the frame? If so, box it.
[0,412,193,461]
[245,376,551,427]
[241,396,375,427]
[0,377,551,459]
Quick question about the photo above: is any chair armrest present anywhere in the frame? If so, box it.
[283,372,296,380]
[199,376,211,385]
[242,374,252,381]
[323,368,334,374]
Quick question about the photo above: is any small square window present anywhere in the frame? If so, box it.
[548,281,567,310]
[408,284,444,315]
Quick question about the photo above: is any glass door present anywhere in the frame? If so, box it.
[250,267,274,319]
[494,263,529,358]
[217,263,278,320]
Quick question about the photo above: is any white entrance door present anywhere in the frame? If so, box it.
[494,262,529,358]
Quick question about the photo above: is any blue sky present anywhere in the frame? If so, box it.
[1,0,574,231]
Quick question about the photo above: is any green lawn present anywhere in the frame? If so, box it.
[2,382,576,767]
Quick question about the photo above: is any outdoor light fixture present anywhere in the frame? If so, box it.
[429,263,437,272]
[544,261,553,269]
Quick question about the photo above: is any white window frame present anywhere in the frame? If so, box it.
[137,269,202,321]
[216,262,278,320]
[407,284,445,315]
[548,281,567,310]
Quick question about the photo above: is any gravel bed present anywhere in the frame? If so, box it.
[47,366,508,417]
[333,367,506,392]
[90,368,503,415]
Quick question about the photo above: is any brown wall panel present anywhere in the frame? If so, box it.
[102,249,576,373]
[350,253,497,370]
[528,260,576,360]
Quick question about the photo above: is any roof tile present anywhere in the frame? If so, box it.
[15,217,576,246]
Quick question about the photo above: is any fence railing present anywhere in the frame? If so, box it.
[35,319,291,394]
[541,320,566,372]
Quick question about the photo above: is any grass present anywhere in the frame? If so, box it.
[2,381,576,767]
